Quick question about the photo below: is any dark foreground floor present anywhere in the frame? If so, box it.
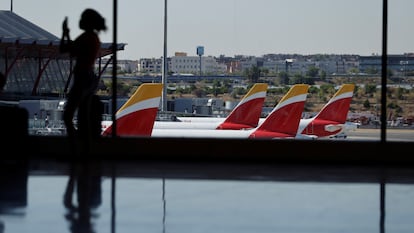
[1,135,414,233]
[4,135,414,181]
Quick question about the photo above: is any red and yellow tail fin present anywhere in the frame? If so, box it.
[216,83,268,130]
[313,83,355,123]
[297,84,356,138]
[249,84,309,139]
[102,83,163,136]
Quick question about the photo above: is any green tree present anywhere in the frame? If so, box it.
[306,66,319,78]
[244,65,261,84]
[363,99,371,109]
[320,70,327,81]
[278,71,289,85]
[365,84,377,96]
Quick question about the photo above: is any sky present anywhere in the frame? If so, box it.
[1,0,414,60]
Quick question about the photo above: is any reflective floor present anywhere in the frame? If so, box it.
[1,160,414,233]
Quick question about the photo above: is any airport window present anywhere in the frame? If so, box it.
[103,0,411,142]
[0,1,408,147]
[1,1,414,233]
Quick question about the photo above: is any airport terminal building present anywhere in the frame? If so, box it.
[0,10,125,99]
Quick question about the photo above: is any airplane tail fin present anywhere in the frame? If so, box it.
[102,83,163,136]
[249,84,309,138]
[216,83,268,130]
[313,83,355,123]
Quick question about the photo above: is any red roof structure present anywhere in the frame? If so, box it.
[0,10,125,98]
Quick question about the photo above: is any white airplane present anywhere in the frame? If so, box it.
[155,83,356,139]
[154,83,268,130]
[101,83,163,136]
[100,83,353,139]
[232,83,355,138]
[151,84,310,139]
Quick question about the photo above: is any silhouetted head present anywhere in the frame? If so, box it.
[79,8,107,32]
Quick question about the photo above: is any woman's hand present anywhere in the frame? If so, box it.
[62,17,69,35]
[60,17,71,53]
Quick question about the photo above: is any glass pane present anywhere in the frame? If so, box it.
[0,1,412,141]
[387,0,414,141]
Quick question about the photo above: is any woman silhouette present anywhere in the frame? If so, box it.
[60,8,107,138]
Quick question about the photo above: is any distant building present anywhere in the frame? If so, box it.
[359,54,414,75]
[100,59,139,74]
[170,52,226,75]
[138,58,164,74]
[173,97,225,116]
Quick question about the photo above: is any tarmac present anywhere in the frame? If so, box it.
[345,127,414,141]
